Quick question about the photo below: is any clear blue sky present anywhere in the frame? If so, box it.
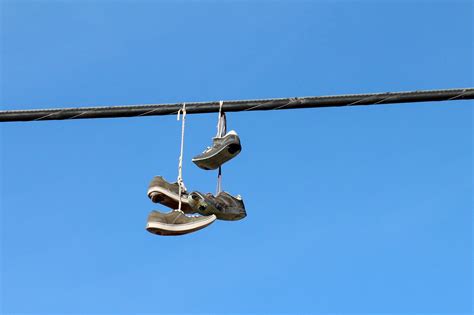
[1,1,472,314]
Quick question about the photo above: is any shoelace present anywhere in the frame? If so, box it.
[173,209,202,219]
[216,101,226,195]
[176,103,187,211]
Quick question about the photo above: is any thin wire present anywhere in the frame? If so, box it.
[33,112,56,121]
[137,108,166,117]
[68,111,92,120]
[242,102,270,112]
[273,97,300,110]
[447,89,468,100]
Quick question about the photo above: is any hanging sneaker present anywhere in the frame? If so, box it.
[147,176,195,213]
[188,191,246,221]
[146,210,216,236]
[192,130,242,170]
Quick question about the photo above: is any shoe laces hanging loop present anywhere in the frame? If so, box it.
[216,101,227,195]
[176,103,187,212]
[216,101,227,138]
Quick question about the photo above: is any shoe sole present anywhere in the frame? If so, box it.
[192,143,242,170]
[147,186,194,214]
[146,214,217,236]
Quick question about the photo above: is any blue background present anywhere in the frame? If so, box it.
[1,1,472,314]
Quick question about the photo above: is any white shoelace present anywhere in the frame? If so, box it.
[216,101,227,195]
[176,103,187,212]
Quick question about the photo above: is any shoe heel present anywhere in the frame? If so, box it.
[149,192,164,203]
[227,143,241,154]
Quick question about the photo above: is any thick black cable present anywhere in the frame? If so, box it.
[0,88,472,122]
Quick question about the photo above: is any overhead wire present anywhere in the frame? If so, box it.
[0,88,472,123]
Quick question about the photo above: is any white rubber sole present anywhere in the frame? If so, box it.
[191,144,238,162]
[146,214,217,236]
[192,143,241,170]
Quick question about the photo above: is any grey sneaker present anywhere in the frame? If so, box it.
[147,176,195,213]
[192,130,242,170]
[188,191,247,221]
[146,210,217,236]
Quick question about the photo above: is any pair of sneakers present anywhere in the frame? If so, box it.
[145,130,246,236]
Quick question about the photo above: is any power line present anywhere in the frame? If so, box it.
[0,88,473,123]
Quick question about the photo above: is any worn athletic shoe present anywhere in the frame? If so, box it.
[188,191,246,221]
[147,176,195,213]
[146,210,216,236]
[192,130,242,170]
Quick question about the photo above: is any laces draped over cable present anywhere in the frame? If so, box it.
[216,100,227,138]
[216,101,226,195]
[176,103,187,212]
